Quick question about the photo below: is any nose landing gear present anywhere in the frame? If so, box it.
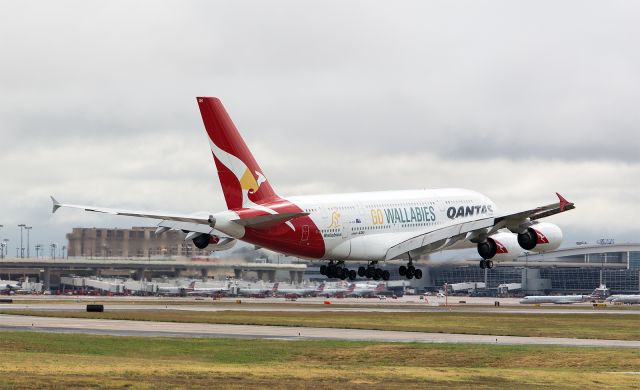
[479,259,494,269]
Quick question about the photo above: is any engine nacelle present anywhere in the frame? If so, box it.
[192,234,237,251]
[477,232,524,262]
[517,222,562,253]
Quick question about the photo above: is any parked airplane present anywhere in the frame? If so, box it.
[51,97,575,281]
[187,282,230,296]
[519,286,607,304]
[273,283,321,298]
[317,282,355,297]
[0,280,22,294]
[156,281,196,296]
[349,282,386,297]
[606,295,640,305]
[237,283,279,297]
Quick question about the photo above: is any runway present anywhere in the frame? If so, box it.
[1,314,639,348]
[2,302,639,315]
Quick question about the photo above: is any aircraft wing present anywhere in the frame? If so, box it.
[385,218,494,260]
[50,197,210,225]
[384,193,575,261]
[494,192,575,227]
[51,197,308,231]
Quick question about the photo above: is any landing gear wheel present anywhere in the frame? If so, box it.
[365,267,374,279]
[406,268,415,280]
[399,265,407,276]
[486,260,494,269]
[339,268,348,280]
[414,269,423,279]
[408,265,415,274]
[373,268,382,281]
[348,270,357,280]
[479,259,486,269]
[382,270,390,281]
[357,266,366,277]
[320,265,327,275]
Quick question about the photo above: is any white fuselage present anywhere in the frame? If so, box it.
[519,295,587,304]
[289,188,496,260]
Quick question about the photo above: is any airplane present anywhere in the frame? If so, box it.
[606,295,640,305]
[51,97,576,282]
[0,280,22,294]
[237,283,279,297]
[519,285,607,304]
[186,282,231,296]
[273,283,322,298]
[156,280,196,296]
[317,282,355,297]
[348,282,386,297]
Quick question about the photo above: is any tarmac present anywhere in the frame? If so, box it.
[1,295,638,348]
[1,313,639,348]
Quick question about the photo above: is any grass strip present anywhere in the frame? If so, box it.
[0,331,639,389]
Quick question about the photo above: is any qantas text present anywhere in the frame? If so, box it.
[446,205,493,219]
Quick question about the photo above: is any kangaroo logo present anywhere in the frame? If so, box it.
[209,139,268,208]
[327,210,341,229]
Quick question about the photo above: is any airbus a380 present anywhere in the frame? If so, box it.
[52,97,575,282]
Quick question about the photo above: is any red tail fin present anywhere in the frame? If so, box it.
[196,97,279,210]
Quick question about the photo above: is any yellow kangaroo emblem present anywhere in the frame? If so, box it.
[327,210,341,228]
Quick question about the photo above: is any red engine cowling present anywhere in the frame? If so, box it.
[477,232,524,262]
[516,222,562,253]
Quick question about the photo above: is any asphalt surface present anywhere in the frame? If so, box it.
[2,301,639,315]
[1,313,638,347]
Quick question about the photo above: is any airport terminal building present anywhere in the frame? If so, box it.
[419,243,640,294]
[305,243,640,294]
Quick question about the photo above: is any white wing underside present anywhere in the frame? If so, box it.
[384,195,575,260]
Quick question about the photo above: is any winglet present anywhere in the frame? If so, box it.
[50,196,61,214]
[556,192,570,212]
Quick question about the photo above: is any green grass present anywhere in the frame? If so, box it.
[2,309,640,340]
[0,331,639,389]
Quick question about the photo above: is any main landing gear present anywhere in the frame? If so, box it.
[479,259,494,269]
[357,261,390,281]
[398,255,423,280]
[320,261,357,281]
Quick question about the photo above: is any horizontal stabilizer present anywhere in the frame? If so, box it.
[232,212,309,229]
[51,196,61,213]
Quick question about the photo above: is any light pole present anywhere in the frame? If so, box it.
[18,224,25,258]
[25,226,32,258]
[3,239,8,258]
[35,244,41,258]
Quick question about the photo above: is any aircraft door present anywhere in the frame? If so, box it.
[301,225,309,241]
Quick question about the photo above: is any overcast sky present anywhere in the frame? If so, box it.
[1,1,638,255]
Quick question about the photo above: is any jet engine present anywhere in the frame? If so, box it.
[192,234,237,251]
[516,222,562,252]
[477,232,524,263]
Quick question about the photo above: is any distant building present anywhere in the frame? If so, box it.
[66,227,211,258]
